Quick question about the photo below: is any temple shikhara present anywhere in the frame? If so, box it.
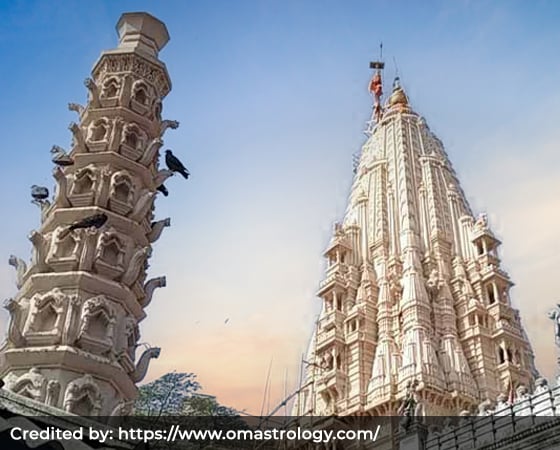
[292,61,539,417]
[0,12,178,416]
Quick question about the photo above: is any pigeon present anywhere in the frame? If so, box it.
[165,150,190,179]
[156,184,169,197]
[31,185,49,201]
[51,145,74,166]
[59,213,108,239]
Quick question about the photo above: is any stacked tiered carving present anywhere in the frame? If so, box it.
[1,13,177,416]
[293,78,538,416]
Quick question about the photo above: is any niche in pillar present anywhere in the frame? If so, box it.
[22,288,69,345]
[76,295,116,355]
[86,118,111,152]
[46,228,81,271]
[94,230,126,279]
[69,166,97,206]
[120,122,147,161]
[100,76,121,107]
[129,80,153,116]
[108,170,135,215]
[63,374,103,416]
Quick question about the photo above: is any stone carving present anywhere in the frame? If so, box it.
[477,399,494,416]
[515,384,530,402]
[77,296,116,354]
[121,247,152,286]
[28,231,49,271]
[139,137,164,166]
[109,170,135,215]
[69,122,88,152]
[141,276,166,308]
[68,102,84,116]
[101,76,120,99]
[130,346,161,383]
[61,295,82,346]
[84,77,101,108]
[9,368,47,402]
[547,305,560,347]
[148,218,171,243]
[52,167,70,207]
[87,118,111,151]
[534,377,550,394]
[94,53,170,97]
[495,393,509,410]
[474,213,489,232]
[159,119,179,137]
[129,190,155,221]
[4,298,25,346]
[64,374,102,415]
[130,80,153,115]
[23,288,68,344]
[425,269,441,301]
[398,379,421,430]
[94,229,126,278]
[70,166,98,206]
[45,380,61,407]
[388,264,403,301]
[8,255,28,289]
[120,122,147,160]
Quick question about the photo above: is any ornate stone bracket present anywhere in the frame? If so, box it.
[159,119,179,138]
[129,190,155,221]
[154,169,174,186]
[29,230,49,271]
[121,246,152,286]
[148,218,170,243]
[84,77,101,108]
[4,298,26,347]
[8,255,28,289]
[139,137,164,166]
[141,276,166,308]
[129,346,161,383]
[69,122,89,153]
[68,102,85,116]
[52,166,71,208]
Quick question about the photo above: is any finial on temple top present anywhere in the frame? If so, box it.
[368,42,385,123]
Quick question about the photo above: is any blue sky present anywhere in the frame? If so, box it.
[1,0,560,412]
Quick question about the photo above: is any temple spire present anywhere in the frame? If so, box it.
[294,63,537,417]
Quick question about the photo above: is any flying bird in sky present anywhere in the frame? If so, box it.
[165,150,190,179]
[50,145,74,166]
[31,185,49,201]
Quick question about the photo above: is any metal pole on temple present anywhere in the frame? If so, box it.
[369,42,385,123]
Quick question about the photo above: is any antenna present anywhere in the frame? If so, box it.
[393,56,399,78]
